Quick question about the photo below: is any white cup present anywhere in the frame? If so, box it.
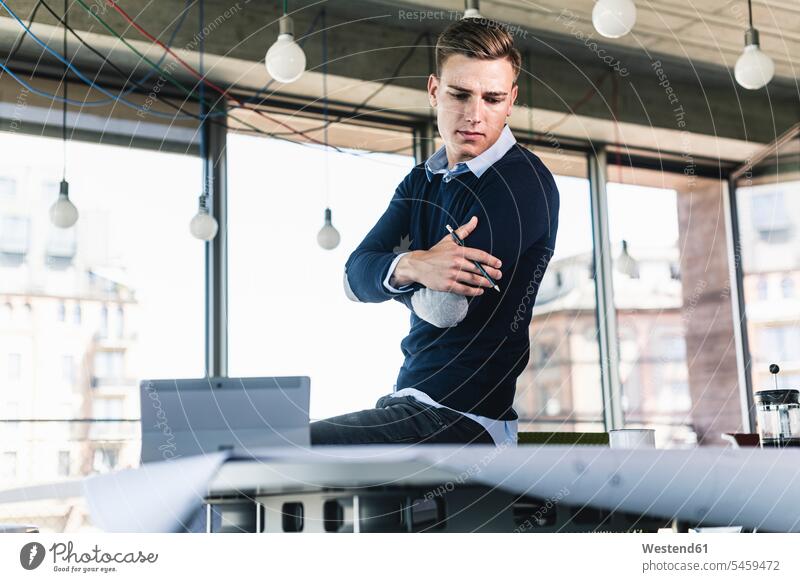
[609,429,656,449]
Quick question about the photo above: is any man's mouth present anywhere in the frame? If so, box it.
[457,130,484,140]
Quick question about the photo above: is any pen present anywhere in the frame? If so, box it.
[446,224,501,293]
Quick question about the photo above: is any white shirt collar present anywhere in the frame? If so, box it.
[424,124,517,182]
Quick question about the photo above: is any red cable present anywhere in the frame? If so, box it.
[103,0,327,145]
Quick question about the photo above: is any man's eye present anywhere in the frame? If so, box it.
[485,98,501,104]
[452,93,469,100]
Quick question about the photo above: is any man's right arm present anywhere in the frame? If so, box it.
[344,172,423,303]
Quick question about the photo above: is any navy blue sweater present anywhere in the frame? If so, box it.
[345,145,559,420]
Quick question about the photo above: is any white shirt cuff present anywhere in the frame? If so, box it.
[383,252,414,293]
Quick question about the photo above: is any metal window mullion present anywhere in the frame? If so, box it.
[204,107,228,378]
[413,120,436,165]
[589,150,623,431]
[724,178,755,433]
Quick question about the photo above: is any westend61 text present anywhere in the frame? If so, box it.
[642,543,708,554]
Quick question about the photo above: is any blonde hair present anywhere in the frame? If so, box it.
[435,18,522,83]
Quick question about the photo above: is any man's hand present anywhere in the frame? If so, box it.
[390,216,503,296]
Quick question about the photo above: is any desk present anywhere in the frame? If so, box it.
[3,445,799,533]
[201,445,800,533]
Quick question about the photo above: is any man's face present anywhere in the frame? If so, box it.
[428,54,518,165]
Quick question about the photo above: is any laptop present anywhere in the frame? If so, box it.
[139,376,311,463]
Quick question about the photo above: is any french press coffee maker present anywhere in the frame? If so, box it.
[754,364,800,448]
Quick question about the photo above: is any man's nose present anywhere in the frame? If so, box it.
[464,98,483,124]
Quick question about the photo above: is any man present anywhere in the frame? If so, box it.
[310,18,559,446]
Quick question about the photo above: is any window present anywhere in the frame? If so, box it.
[736,171,800,403]
[46,226,77,267]
[91,397,125,439]
[62,355,75,384]
[607,169,738,446]
[92,397,124,419]
[8,353,21,381]
[0,177,16,199]
[0,131,204,503]
[115,305,125,338]
[781,276,795,299]
[92,447,119,473]
[99,305,108,338]
[759,326,800,363]
[0,216,30,262]
[57,451,71,477]
[750,191,791,242]
[520,149,604,432]
[0,451,17,480]
[228,131,416,420]
[93,351,124,381]
[757,276,769,301]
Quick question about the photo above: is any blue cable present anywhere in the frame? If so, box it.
[0,55,198,119]
[67,0,194,106]
[0,0,204,119]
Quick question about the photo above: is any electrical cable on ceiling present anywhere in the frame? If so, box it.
[71,2,407,146]
[0,52,411,158]
[0,0,415,158]
[0,0,205,117]
[0,0,300,144]
[46,0,418,152]
[322,6,329,206]
[241,10,397,106]
[542,70,610,134]
[73,0,215,109]
[103,0,333,148]
[36,0,196,107]
[101,0,419,151]
[268,30,428,138]
[199,0,207,189]
[61,0,67,180]
[0,0,43,80]
[0,0,195,111]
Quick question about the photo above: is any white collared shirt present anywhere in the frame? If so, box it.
[423,124,517,182]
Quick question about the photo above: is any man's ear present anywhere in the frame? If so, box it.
[427,74,439,108]
[507,84,518,117]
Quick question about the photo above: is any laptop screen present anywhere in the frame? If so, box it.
[139,376,310,463]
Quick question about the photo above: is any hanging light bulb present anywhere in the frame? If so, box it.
[317,207,340,250]
[192,3,218,242]
[51,2,77,229]
[316,14,339,252]
[265,14,306,83]
[735,1,774,90]
[592,0,636,39]
[735,40,774,90]
[463,0,481,19]
[50,179,78,228]
[190,194,218,241]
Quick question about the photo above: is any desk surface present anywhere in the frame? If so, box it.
[4,444,799,532]
[208,445,800,532]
